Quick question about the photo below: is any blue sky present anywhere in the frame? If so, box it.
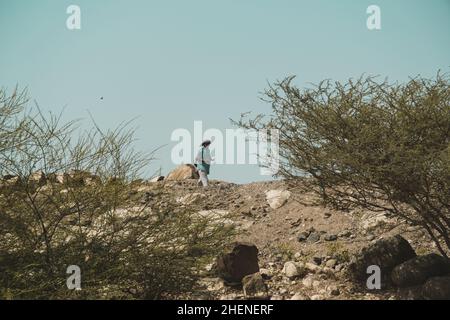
[1,0,449,183]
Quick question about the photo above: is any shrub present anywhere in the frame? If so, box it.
[235,73,450,256]
[0,88,234,299]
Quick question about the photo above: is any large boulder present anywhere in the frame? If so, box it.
[347,235,416,284]
[166,164,199,181]
[265,189,291,209]
[391,254,450,287]
[216,242,260,283]
[422,276,450,300]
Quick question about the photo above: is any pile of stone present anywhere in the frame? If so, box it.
[215,242,269,299]
[347,235,450,299]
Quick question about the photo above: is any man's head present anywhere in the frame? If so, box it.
[201,140,211,148]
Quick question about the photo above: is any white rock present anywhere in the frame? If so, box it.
[195,210,233,225]
[265,189,291,209]
[310,294,324,300]
[305,262,320,273]
[325,259,337,268]
[360,212,395,231]
[302,275,315,288]
[283,261,302,279]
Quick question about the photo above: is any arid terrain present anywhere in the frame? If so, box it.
[135,168,443,300]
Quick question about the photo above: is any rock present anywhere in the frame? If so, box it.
[265,189,291,209]
[259,268,272,280]
[312,256,323,265]
[326,285,340,296]
[347,235,416,284]
[149,176,164,182]
[324,212,332,219]
[325,259,337,269]
[322,267,335,276]
[360,212,395,232]
[270,295,284,300]
[310,294,323,300]
[304,262,320,273]
[324,234,337,241]
[66,170,99,186]
[290,293,310,300]
[422,276,450,300]
[294,252,303,260]
[297,231,310,242]
[283,261,305,279]
[302,276,314,288]
[198,277,225,292]
[216,242,260,283]
[391,254,450,287]
[279,288,288,295]
[398,286,424,300]
[238,220,255,231]
[242,273,268,298]
[338,230,352,238]
[195,210,233,226]
[1,175,20,187]
[166,164,199,181]
[307,232,321,243]
[335,264,344,272]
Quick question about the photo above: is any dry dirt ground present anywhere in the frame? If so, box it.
[141,179,439,300]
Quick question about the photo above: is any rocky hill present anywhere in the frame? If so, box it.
[2,165,449,300]
[133,164,450,300]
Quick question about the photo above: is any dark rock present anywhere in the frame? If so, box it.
[242,272,268,298]
[150,176,164,182]
[397,285,424,300]
[391,254,450,287]
[324,234,338,241]
[216,242,260,283]
[347,235,416,284]
[422,276,450,300]
[297,231,310,242]
[307,232,321,243]
[312,256,323,265]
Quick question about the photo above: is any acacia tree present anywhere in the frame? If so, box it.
[0,88,234,299]
[235,73,450,256]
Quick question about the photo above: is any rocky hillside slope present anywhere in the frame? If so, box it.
[136,164,450,300]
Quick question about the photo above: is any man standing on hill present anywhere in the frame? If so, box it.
[195,140,212,187]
